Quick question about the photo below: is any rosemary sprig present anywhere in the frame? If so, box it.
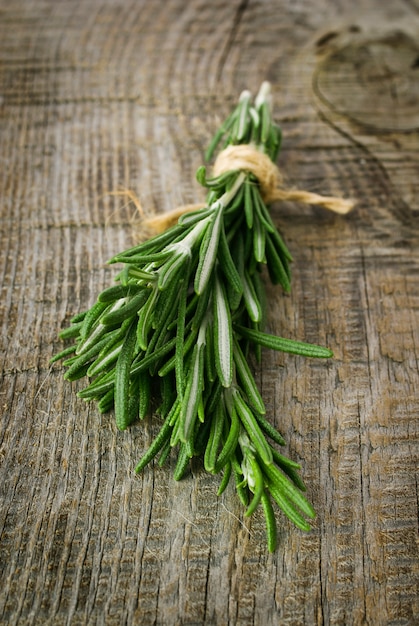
[53,83,334,551]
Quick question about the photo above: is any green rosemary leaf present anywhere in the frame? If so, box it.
[233,390,272,466]
[204,379,222,416]
[232,454,249,507]
[218,223,243,297]
[251,185,275,234]
[251,271,268,330]
[234,325,334,358]
[204,320,216,383]
[270,448,301,471]
[204,109,237,162]
[252,412,286,446]
[269,443,307,491]
[242,269,262,323]
[196,165,207,187]
[265,233,291,292]
[253,213,266,264]
[79,301,109,342]
[263,462,316,520]
[70,311,87,324]
[249,108,260,144]
[108,224,184,262]
[101,290,149,327]
[214,393,240,473]
[180,342,205,442]
[192,275,213,332]
[270,123,282,163]
[63,331,120,381]
[136,287,158,351]
[150,273,181,335]
[75,322,111,357]
[58,322,83,341]
[267,481,312,532]
[201,170,238,191]
[114,321,138,430]
[204,400,225,473]
[217,461,232,496]
[244,454,265,517]
[175,278,188,396]
[130,336,176,376]
[98,282,149,303]
[224,182,245,219]
[63,362,91,382]
[77,369,115,399]
[260,491,277,552]
[233,338,265,414]
[268,224,293,263]
[173,441,192,481]
[236,90,251,141]
[110,249,172,266]
[61,355,79,367]
[86,339,123,377]
[125,267,152,282]
[97,387,115,414]
[213,274,233,387]
[244,178,254,229]
[138,372,151,420]
[226,281,243,314]
[157,436,172,467]
[168,292,198,331]
[170,409,182,447]
[275,462,307,493]
[157,327,197,377]
[134,412,174,473]
[49,344,78,364]
[259,101,271,144]
[158,252,189,290]
[231,229,245,286]
[194,203,223,295]
[178,206,212,226]
[126,377,141,427]
[160,374,176,418]
[167,398,182,426]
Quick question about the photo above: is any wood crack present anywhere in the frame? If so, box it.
[216,0,249,82]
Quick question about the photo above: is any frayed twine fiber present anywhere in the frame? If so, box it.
[141,144,355,235]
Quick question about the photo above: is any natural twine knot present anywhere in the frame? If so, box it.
[143,143,355,234]
[214,144,355,213]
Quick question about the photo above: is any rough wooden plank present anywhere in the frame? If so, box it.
[0,1,418,625]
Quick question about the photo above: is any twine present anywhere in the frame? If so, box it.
[143,144,355,234]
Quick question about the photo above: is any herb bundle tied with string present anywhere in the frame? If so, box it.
[52,82,354,551]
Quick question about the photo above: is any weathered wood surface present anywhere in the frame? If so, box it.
[0,1,418,624]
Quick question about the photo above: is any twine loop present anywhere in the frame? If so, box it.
[143,143,355,234]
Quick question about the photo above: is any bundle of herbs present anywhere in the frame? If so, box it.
[53,82,352,551]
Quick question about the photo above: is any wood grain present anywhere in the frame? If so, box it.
[0,1,418,624]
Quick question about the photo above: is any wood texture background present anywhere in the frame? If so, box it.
[0,1,418,624]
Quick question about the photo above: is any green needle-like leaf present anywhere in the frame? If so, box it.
[213,273,233,387]
[233,338,265,414]
[235,325,334,358]
[234,390,273,466]
[261,491,278,552]
[244,455,265,517]
[180,342,205,442]
[194,204,223,295]
[114,322,138,430]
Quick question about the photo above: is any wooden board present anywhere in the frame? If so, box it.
[0,1,418,624]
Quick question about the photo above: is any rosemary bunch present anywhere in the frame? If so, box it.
[53,83,333,551]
